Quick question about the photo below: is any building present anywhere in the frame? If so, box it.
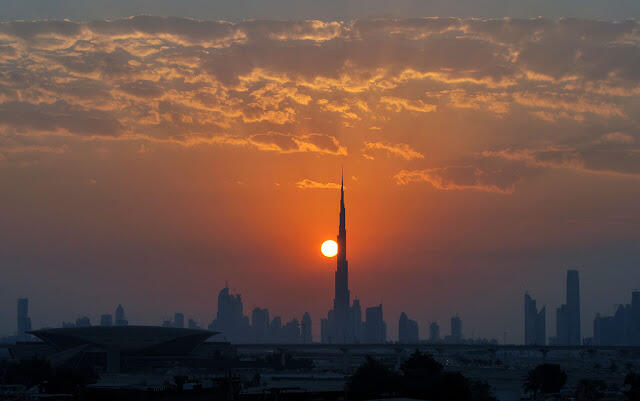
[188,318,200,329]
[567,270,581,345]
[301,312,313,343]
[524,293,546,345]
[174,313,184,329]
[593,290,639,345]
[100,314,113,326]
[208,285,251,342]
[429,322,440,342]
[251,307,270,343]
[25,326,215,373]
[75,316,91,327]
[364,304,386,343]
[398,312,419,343]
[448,315,462,343]
[322,172,382,344]
[17,298,31,341]
[555,270,581,345]
[115,304,128,326]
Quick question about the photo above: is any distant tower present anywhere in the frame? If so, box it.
[301,312,313,344]
[451,315,462,343]
[524,293,546,345]
[17,298,31,341]
[333,171,351,342]
[115,304,128,326]
[429,322,440,342]
[174,313,184,328]
[566,270,581,345]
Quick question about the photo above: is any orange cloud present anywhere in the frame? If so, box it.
[394,167,517,194]
[363,141,424,160]
[295,179,342,189]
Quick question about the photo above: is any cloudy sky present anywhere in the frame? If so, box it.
[2,8,640,342]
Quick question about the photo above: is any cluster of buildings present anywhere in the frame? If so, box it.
[206,285,313,343]
[525,270,640,346]
[60,304,129,328]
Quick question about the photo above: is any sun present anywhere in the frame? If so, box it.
[321,240,338,257]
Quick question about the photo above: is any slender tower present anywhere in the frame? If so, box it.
[333,171,350,341]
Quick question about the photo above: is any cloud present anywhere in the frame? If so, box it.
[295,178,342,189]
[363,141,424,160]
[248,133,347,155]
[394,166,519,194]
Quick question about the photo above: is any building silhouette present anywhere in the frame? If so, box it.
[188,318,200,329]
[524,293,546,345]
[100,314,113,326]
[398,312,419,343]
[593,290,640,345]
[445,315,462,343]
[17,298,31,341]
[552,270,580,345]
[115,304,128,326]
[208,285,251,342]
[301,312,313,343]
[364,304,386,343]
[321,172,384,343]
[429,321,440,342]
[75,316,91,327]
[174,313,184,329]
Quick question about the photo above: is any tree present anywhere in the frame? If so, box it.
[523,363,567,399]
[624,373,640,401]
[575,379,606,401]
[346,356,400,400]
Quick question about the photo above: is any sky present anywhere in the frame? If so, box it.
[2,3,640,342]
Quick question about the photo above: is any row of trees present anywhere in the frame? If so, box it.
[347,351,497,401]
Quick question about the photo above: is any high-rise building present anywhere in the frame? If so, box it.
[322,172,376,344]
[188,318,200,329]
[75,316,91,327]
[555,270,581,345]
[398,312,419,343]
[364,304,386,343]
[429,322,440,342]
[115,304,128,326]
[593,290,638,346]
[100,314,113,326]
[208,285,251,342]
[17,298,31,341]
[567,270,581,345]
[301,312,313,343]
[174,313,184,329]
[450,315,462,343]
[251,307,270,343]
[524,293,546,345]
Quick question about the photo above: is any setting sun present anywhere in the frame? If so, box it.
[321,240,338,257]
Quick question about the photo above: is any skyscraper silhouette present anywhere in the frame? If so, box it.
[17,298,31,341]
[524,293,546,345]
[566,270,581,345]
[333,172,350,342]
[322,172,368,343]
[115,304,128,326]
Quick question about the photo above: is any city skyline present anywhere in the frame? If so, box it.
[2,15,640,343]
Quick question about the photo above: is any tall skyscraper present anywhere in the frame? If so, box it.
[524,293,546,345]
[567,270,581,345]
[332,172,351,342]
[450,315,462,343]
[208,285,251,342]
[115,304,128,326]
[301,312,313,344]
[364,304,386,343]
[251,307,270,343]
[398,312,419,343]
[555,270,580,345]
[322,172,369,344]
[174,313,184,328]
[429,322,440,342]
[17,298,31,341]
